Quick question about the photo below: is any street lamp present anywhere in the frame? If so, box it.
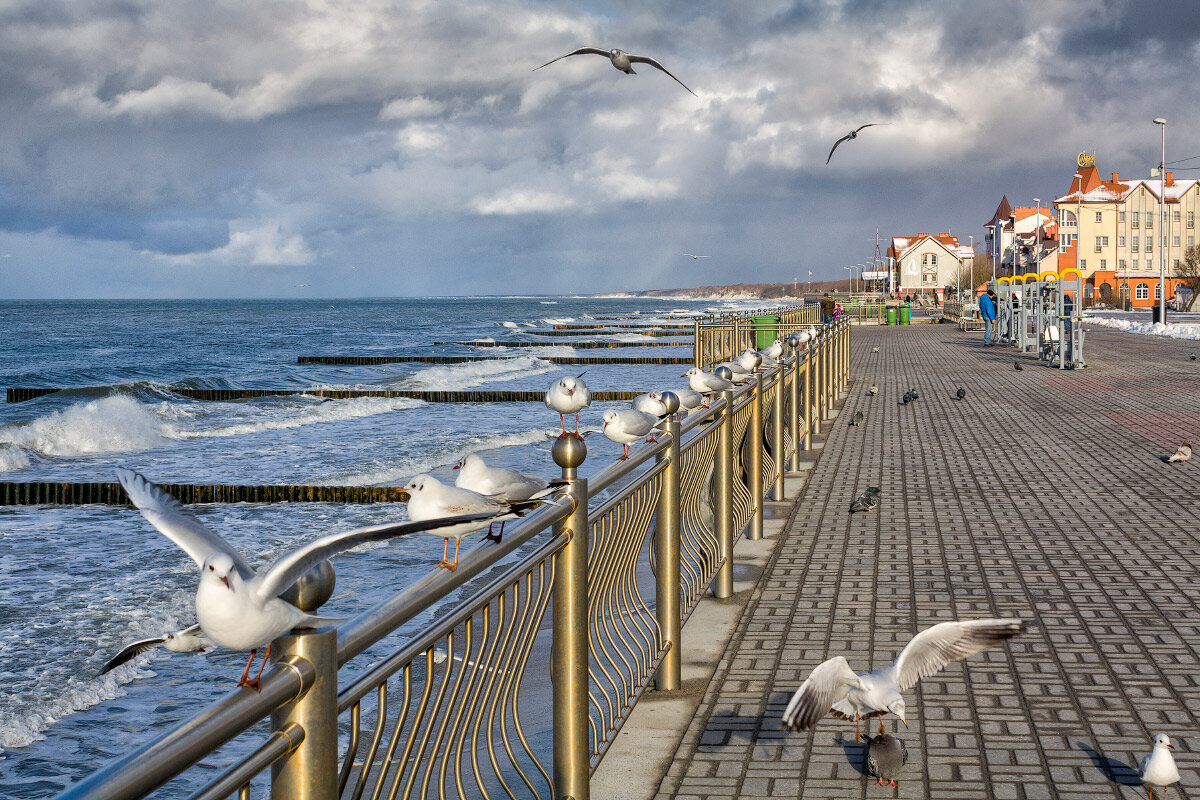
[1155,117,1167,322]
[1033,198,1041,274]
[808,270,812,294]
[967,235,974,299]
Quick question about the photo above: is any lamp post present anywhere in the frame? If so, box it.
[808,270,812,294]
[967,235,974,299]
[1033,198,1041,274]
[1074,172,1082,289]
[1155,117,1167,322]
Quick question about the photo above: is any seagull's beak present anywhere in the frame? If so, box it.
[900,718,908,728]
[452,463,460,470]
[220,575,231,589]
[1168,743,1175,749]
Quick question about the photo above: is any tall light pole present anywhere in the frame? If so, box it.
[1155,117,1167,322]
[1074,172,1082,289]
[1033,198,1041,274]
[808,270,812,294]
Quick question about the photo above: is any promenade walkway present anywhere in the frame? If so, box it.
[655,324,1200,800]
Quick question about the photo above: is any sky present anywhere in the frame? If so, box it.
[2,0,1200,299]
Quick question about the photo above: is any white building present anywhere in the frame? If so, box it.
[888,232,975,301]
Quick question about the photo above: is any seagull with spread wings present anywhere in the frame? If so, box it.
[826,123,887,164]
[534,47,697,96]
[782,618,1026,741]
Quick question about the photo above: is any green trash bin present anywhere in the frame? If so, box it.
[752,315,780,348]
[885,306,898,326]
[899,306,911,325]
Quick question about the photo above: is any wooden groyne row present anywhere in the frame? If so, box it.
[516,329,688,338]
[0,481,410,506]
[441,340,685,349]
[551,323,690,330]
[296,355,693,366]
[7,388,645,403]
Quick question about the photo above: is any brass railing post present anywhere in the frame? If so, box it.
[713,389,734,598]
[693,317,701,367]
[811,336,822,435]
[770,366,785,501]
[270,627,337,800]
[551,435,589,800]
[749,365,764,540]
[654,394,681,690]
[787,336,802,467]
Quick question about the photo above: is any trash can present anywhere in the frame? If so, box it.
[752,315,779,349]
[1151,305,1161,324]
[885,306,897,326]
[899,306,912,325]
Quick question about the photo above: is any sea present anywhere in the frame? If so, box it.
[0,295,766,797]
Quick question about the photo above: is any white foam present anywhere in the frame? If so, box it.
[541,317,576,324]
[0,395,171,459]
[401,356,552,390]
[178,397,425,439]
[0,443,31,472]
[498,321,519,328]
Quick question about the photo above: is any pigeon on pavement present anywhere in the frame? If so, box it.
[850,487,879,513]
[850,410,864,427]
[867,385,877,397]
[956,387,966,400]
[1014,361,1024,371]
[866,732,909,787]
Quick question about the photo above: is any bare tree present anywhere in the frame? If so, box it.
[1177,245,1200,311]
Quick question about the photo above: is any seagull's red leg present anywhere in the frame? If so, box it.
[243,643,272,691]
[854,712,861,743]
[617,444,630,461]
[574,412,581,435]
[237,649,257,687]
[888,779,897,787]
[876,777,884,785]
[486,520,505,544]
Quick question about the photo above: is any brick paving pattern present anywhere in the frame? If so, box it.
[655,324,1200,800]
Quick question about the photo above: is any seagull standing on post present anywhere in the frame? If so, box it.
[534,47,697,96]
[826,123,887,164]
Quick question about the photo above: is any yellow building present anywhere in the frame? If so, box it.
[1053,155,1198,306]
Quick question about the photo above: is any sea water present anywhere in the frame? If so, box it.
[0,296,763,796]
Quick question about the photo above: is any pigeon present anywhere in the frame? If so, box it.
[405,475,543,568]
[99,624,207,675]
[850,410,864,427]
[683,366,734,395]
[849,487,879,513]
[1014,361,1024,371]
[1139,733,1180,800]
[453,453,562,502]
[900,391,914,406]
[1165,441,1192,464]
[826,123,887,164]
[866,732,909,787]
[909,388,919,401]
[632,389,669,417]
[545,372,591,435]
[956,387,966,400]
[1191,354,1196,361]
[781,619,1027,741]
[602,408,662,460]
[116,468,502,690]
[867,385,877,397]
[533,47,697,96]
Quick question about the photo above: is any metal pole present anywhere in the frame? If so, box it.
[748,367,764,541]
[692,317,701,367]
[787,336,801,469]
[811,336,822,436]
[713,389,734,599]
[771,366,785,501]
[654,396,681,690]
[802,346,813,449]
[551,435,589,800]
[1156,117,1167,322]
[270,627,338,800]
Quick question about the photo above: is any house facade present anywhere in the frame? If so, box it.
[1053,156,1199,306]
[888,232,975,301]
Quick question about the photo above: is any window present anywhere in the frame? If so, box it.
[1174,235,1181,247]
[1147,212,1153,229]
[1173,210,1181,222]
[1133,212,1140,228]
[1100,259,1107,269]
[1094,235,1108,252]
[1119,211,1126,223]
[1095,211,1103,223]
[1080,259,1087,269]
[1189,211,1195,228]
[1155,283,1162,299]
[1175,259,1181,269]
[921,253,937,266]
[1119,259,1126,271]
[1133,236,1139,252]
[1119,235,1126,247]
[1147,238,1153,252]
[1188,235,1195,250]
[1136,282,1149,300]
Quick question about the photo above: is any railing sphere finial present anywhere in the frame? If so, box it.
[279,560,336,612]
[787,332,802,349]
[714,365,734,381]
[552,433,587,469]
[659,390,680,414]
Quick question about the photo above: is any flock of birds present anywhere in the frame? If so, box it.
[532,45,882,163]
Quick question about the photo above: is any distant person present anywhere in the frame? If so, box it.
[820,293,835,324]
[979,288,997,346]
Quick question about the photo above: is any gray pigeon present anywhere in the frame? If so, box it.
[1014,361,1023,371]
[909,388,919,401]
[850,410,864,427]
[1165,442,1192,464]
[956,387,966,400]
[867,385,877,396]
[850,487,879,513]
[1191,353,1196,361]
[900,391,913,406]
[866,731,909,787]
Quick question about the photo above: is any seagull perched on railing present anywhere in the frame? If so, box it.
[545,372,590,436]
[534,47,697,96]
[405,475,544,569]
[602,409,661,460]
[116,468,502,690]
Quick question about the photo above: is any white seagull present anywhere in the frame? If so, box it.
[1166,441,1191,464]
[545,372,591,436]
[453,453,560,502]
[826,123,888,164]
[601,409,661,460]
[405,475,543,570]
[781,618,1026,741]
[681,253,711,260]
[534,47,697,96]
[760,338,785,361]
[99,624,207,675]
[1140,733,1180,800]
[715,361,750,385]
[632,389,668,417]
[735,347,763,373]
[117,468,500,690]
[683,366,734,398]
[674,386,705,412]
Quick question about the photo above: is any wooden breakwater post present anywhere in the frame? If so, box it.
[0,481,412,506]
[7,388,648,403]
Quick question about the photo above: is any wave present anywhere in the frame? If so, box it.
[0,395,172,463]
[541,317,576,325]
[176,396,425,439]
[336,427,558,486]
[539,301,558,304]
[498,321,520,328]
[399,356,553,390]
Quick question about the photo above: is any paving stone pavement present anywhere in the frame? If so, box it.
[654,324,1200,800]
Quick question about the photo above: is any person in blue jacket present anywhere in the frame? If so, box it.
[979,288,997,345]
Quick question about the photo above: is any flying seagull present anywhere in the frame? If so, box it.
[826,123,887,164]
[534,47,697,96]
[681,253,711,259]
[99,624,207,676]
[781,618,1027,741]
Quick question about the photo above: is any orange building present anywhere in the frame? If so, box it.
[1053,155,1198,307]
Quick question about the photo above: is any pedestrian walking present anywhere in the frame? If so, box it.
[979,288,997,346]
[820,293,835,324]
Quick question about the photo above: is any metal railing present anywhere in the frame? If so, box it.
[56,320,852,800]
[692,304,822,367]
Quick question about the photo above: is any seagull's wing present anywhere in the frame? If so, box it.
[892,618,1026,691]
[98,635,168,675]
[826,134,852,164]
[854,122,888,133]
[253,512,510,601]
[533,47,610,71]
[625,54,697,96]
[781,656,860,731]
[117,468,255,578]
